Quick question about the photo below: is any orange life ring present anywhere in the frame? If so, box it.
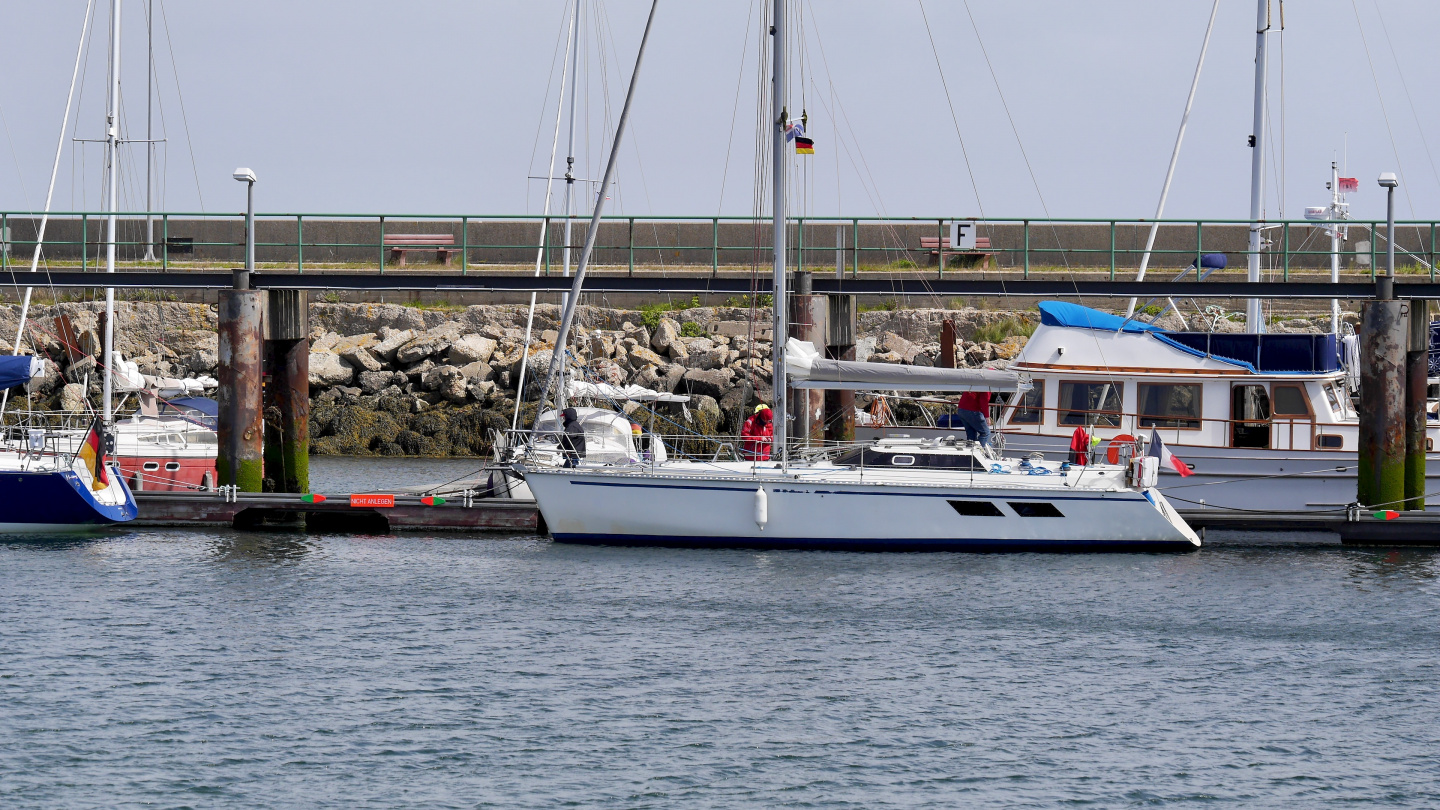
[1106,433,1136,465]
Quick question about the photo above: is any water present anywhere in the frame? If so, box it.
[1,460,1438,807]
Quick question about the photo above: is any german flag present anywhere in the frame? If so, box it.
[77,417,110,491]
[794,136,815,155]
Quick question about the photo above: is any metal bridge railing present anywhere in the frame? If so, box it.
[1,211,1435,282]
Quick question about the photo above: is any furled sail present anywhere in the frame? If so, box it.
[784,339,1030,393]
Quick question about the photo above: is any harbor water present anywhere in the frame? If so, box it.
[1,458,1438,807]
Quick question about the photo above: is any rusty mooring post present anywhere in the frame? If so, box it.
[939,319,957,368]
[788,271,827,446]
[1405,299,1428,510]
[1357,298,1406,509]
[824,293,856,444]
[217,270,264,491]
[264,290,309,494]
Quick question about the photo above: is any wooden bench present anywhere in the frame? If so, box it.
[919,236,993,269]
[384,233,457,267]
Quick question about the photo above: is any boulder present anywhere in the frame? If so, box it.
[964,343,995,366]
[309,351,354,387]
[681,368,735,400]
[659,363,687,393]
[592,359,627,386]
[340,345,383,372]
[405,358,438,383]
[448,334,497,365]
[651,318,680,354]
[395,323,462,365]
[59,382,87,412]
[994,335,1028,360]
[469,379,498,403]
[459,361,495,384]
[627,346,665,370]
[686,347,731,371]
[357,370,393,395]
[373,328,417,362]
[868,351,907,365]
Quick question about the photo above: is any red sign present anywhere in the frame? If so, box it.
[350,493,395,508]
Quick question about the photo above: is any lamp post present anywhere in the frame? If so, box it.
[233,167,256,289]
[1378,171,1397,300]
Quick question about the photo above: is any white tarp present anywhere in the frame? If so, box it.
[784,338,1030,393]
[566,380,690,403]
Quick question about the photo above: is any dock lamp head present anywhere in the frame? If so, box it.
[233,167,257,184]
[233,168,257,284]
[1378,172,1398,188]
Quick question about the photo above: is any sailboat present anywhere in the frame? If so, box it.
[515,0,1199,552]
[0,0,137,531]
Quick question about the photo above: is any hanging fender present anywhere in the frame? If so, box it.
[754,487,768,529]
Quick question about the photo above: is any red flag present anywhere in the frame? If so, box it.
[1338,177,1359,193]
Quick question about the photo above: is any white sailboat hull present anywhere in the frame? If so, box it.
[524,463,1199,552]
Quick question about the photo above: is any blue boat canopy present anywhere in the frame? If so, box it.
[1037,301,1164,333]
[0,356,43,391]
[1037,301,1341,374]
[163,396,218,416]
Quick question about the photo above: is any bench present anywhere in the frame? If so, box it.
[919,236,993,269]
[384,233,457,267]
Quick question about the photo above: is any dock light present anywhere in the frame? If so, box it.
[1377,172,1398,299]
[232,167,257,285]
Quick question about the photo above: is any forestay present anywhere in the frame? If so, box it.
[784,339,1030,393]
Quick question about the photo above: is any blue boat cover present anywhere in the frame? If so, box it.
[1037,301,1164,333]
[1038,301,1341,373]
[0,355,39,391]
[164,396,218,416]
[1193,253,1228,270]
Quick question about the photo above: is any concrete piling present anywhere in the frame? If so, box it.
[824,294,857,444]
[264,290,309,494]
[1405,300,1428,511]
[1357,299,1407,510]
[788,271,828,446]
[216,272,265,492]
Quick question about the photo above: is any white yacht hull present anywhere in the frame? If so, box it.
[524,464,1199,552]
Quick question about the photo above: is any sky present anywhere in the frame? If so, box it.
[1,1,1438,224]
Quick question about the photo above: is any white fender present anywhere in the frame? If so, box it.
[754,487,768,529]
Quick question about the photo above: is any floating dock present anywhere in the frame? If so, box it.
[134,491,538,533]
[1179,509,1440,546]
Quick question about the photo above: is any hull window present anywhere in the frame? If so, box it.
[1317,435,1343,449]
[949,500,1005,517]
[1058,381,1122,427]
[1008,501,1065,518]
[1138,383,1202,429]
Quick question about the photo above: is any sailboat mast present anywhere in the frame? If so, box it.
[559,0,582,334]
[770,0,789,462]
[1244,0,1271,334]
[144,0,155,262]
[102,0,121,426]
[1330,160,1341,333]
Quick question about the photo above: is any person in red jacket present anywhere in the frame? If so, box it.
[955,390,992,449]
[740,405,774,461]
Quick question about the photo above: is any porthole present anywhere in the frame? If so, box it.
[164,462,181,471]
[142,462,160,471]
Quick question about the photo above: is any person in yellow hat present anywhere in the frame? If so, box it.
[740,405,774,460]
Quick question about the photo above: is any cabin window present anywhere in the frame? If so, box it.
[1138,383,1202,429]
[1058,381,1122,427]
[1324,384,1342,415]
[1272,385,1311,417]
[949,500,1005,517]
[1007,380,1045,425]
[1008,501,1065,518]
[1317,435,1343,449]
[891,455,916,466]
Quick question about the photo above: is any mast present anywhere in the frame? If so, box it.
[1244,0,1271,334]
[102,0,121,425]
[535,0,660,421]
[770,0,789,462]
[558,0,582,339]
[1330,160,1342,333]
[143,0,155,261]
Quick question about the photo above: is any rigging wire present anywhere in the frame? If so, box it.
[1369,0,1440,196]
[1347,0,1415,217]
[157,1,205,212]
[716,0,759,215]
[523,0,580,214]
